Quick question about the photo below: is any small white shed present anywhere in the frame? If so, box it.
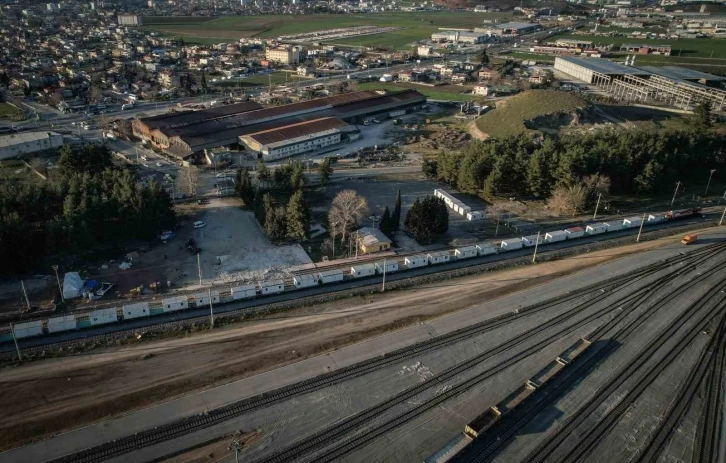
[405,254,428,268]
[163,296,189,312]
[13,320,44,339]
[47,315,76,333]
[604,221,624,232]
[351,263,376,278]
[455,246,478,259]
[318,269,345,284]
[231,284,257,300]
[522,234,543,247]
[123,302,150,319]
[476,243,498,256]
[585,223,607,235]
[501,238,523,251]
[466,211,485,221]
[259,279,284,295]
[565,227,585,239]
[89,308,117,326]
[623,216,643,228]
[195,290,221,306]
[293,274,317,288]
[427,251,450,265]
[375,261,399,274]
[545,230,566,243]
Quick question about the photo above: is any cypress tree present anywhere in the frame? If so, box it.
[392,189,402,231]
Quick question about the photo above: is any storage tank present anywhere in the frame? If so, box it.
[585,223,607,235]
[293,274,317,288]
[565,227,584,239]
[259,280,284,295]
[405,254,428,268]
[351,263,376,278]
[427,251,450,265]
[545,230,566,243]
[375,261,398,274]
[455,246,478,259]
[318,269,345,284]
[501,238,523,251]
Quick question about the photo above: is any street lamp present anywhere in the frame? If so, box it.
[705,169,716,196]
[52,265,64,303]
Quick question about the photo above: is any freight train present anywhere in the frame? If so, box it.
[0,208,702,344]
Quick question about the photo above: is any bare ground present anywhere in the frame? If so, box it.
[0,232,703,451]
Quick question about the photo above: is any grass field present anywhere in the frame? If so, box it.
[547,33,726,58]
[508,52,556,64]
[475,89,586,138]
[357,81,485,102]
[585,25,667,34]
[0,102,21,119]
[141,12,509,49]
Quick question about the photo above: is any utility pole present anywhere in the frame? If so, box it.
[636,212,646,242]
[208,287,214,328]
[20,281,31,313]
[532,231,541,263]
[52,265,64,303]
[705,169,716,196]
[197,253,202,286]
[381,258,387,292]
[9,323,21,361]
[671,181,681,206]
[593,193,602,220]
[720,206,726,226]
[495,215,500,237]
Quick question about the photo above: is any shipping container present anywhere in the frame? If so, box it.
[231,284,257,299]
[293,274,317,288]
[14,320,44,339]
[476,243,498,256]
[424,433,472,463]
[375,261,399,274]
[585,223,607,235]
[123,302,150,319]
[351,263,376,278]
[89,308,117,326]
[501,238,523,251]
[522,234,543,247]
[318,269,345,284]
[259,279,284,295]
[163,296,189,312]
[604,221,624,232]
[195,290,221,306]
[464,407,501,438]
[565,227,585,239]
[648,214,665,223]
[455,246,478,259]
[466,211,485,221]
[545,230,566,243]
[623,216,643,228]
[47,315,76,333]
[428,251,451,265]
[405,254,428,268]
[530,359,566,387]
[498,382,536,413]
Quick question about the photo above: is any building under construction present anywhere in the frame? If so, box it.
[554,56,726,111]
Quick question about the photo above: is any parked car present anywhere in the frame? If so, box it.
[193,221,206,229]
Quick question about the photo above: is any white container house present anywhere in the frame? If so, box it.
[565,227,585,239]
[123,302,150,319]
[318,269,345,284]
[623,216,643,228]
[476,243,498,256]
[501,238,523,251]
[163,295,189,312]
[47,315,76,333]
[455,246,478,259]
[585,223,607,235]
[545,230,566,243]
[259,279,284,295]
[522,234,543,247]
[231,284,257,300]
[13,320,44,338]
[351,263,376,278]
[427,251,450,265]
[405,254,428,268]
[375,261,399,274]
[89,308,117,326]
[293,274,317,288]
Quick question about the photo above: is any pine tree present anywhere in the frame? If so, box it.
[265,205,287,242]
[286,190,309,242]
[253,189,266,226]
[235,168,255,206]
[200,69,207,92]
[318,157,333,186]
[256,159,270,188]
[392,189,402,231]
[380,206,392,236]
[290,161,306,190]
[404,196,448,245]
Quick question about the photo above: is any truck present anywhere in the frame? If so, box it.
[681,234,697,245]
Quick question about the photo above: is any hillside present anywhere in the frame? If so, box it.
[473,90,588,139]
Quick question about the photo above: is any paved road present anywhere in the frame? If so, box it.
[4,226,723,463]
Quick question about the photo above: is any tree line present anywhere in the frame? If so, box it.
[0,145,176,276]
[425,125,726,203]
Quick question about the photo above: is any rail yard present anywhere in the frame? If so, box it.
[4,228,724,463]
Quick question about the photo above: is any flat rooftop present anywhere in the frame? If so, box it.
[557,56,651,76]
[243,117,348,146]
[639,65,726,82]
[0,131,60,148]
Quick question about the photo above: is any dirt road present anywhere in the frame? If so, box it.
[0,233,698,451]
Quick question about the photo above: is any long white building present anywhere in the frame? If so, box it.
[0,131,64,160]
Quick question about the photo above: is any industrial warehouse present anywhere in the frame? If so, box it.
[132,89,426,161]
[554,56,726,110]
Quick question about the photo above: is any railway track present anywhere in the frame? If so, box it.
[46,244,726,463]
[507,264,726,463]
[251,244,726,463]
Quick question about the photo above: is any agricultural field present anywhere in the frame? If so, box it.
[474,89,587,139]
[548,32,726,59]
[141,12,509,49]
[357,81,484,102]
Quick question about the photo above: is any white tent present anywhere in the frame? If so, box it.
[62,272,84,300]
